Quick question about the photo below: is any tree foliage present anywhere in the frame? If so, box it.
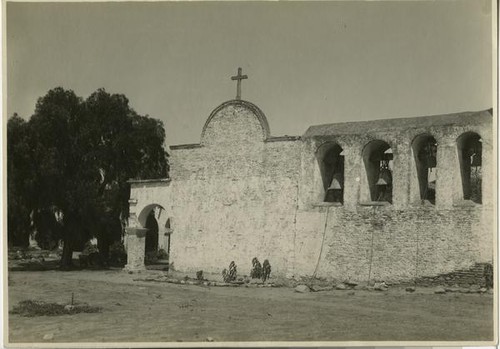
[7,87,169,267]
[7,114,34,247]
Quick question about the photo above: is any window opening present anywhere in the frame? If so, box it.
[458,133,482,204]
[318,143,344,204]
[363,140,393,203]
[414,136,437,204]
[324,149,344,203]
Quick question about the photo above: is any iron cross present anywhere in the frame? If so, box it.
[231,67,248,100]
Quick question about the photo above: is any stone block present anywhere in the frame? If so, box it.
[294,285,311,293]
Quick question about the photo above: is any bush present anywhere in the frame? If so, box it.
[109,241,127,267]
[145,249,169,265]
[250,257,262,279]
[80,254,103,268]
[10,300,101,317]
[222,261,237,282]
[157,248,168,260]
[145,251,158,265]
[262,259,271,282]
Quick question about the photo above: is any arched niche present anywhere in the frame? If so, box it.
[411,134,438,204]
[457,132,482,204]
[362,140,393,203]
[316,142,344,203]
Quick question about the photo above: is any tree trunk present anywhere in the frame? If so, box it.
[98,237,110,267]
[60,237,73,270]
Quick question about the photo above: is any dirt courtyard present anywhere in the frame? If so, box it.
[7,269,494,344]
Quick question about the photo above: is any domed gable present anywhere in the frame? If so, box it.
[201,100,270,145]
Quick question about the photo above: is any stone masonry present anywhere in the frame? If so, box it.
[125,98,493,283]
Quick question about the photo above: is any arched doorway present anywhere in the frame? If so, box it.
[137,204,171,267]
[145,211,159,262]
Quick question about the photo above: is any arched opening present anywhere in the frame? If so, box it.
[412,134,437,204]
[145,211,159,255]
[457,132,482,204]
[137,204,171,266]
[316,142,344,203]
[362,140,393,203]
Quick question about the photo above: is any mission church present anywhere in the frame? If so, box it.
[124,68,493,283]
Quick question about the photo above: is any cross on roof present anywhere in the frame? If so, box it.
[231,67,248,100]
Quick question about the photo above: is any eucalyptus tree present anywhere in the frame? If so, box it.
[8,87,169,268]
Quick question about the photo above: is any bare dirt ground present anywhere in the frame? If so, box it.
[7,269,494,343]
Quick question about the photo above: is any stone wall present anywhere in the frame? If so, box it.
[128,101,494,282]
[165,101,302,274]
[293,110,494,282]
[293,205,490,282]
[413,263,492,287]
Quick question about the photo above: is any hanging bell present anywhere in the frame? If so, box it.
[427,180,436,191]
[428,168,436,183]
[328,173,342,190]
[376,168,392,186]
[383,148,393,161]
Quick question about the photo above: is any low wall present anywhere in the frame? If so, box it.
[294,204,492,282]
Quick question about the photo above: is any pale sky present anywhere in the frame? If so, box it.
[6,1,493,146]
